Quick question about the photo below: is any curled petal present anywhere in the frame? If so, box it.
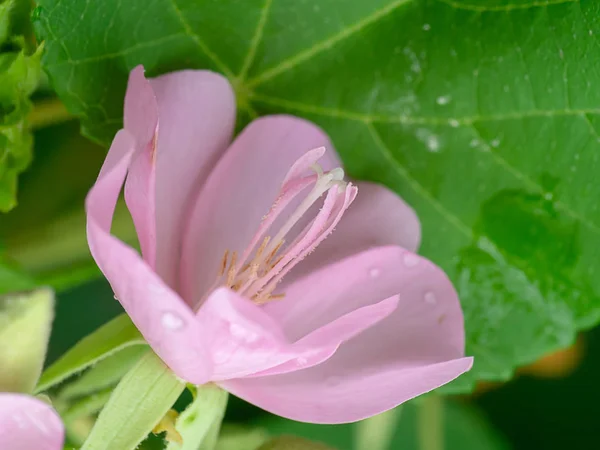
[86,130,212,384]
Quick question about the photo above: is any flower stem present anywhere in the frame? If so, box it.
[355,407,400,450]
[27,98,72,129]
[418,395,444,450]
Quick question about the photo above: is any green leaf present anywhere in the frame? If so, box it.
[0,0,41,212]
[58,345,148,400]
[166,384,228,450]
[81,351,186,450]
[36,313,145,393]
[0,286,53,392]
[262,399,508,450]
[34,0,600,390]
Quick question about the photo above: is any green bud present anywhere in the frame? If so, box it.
[0,287,54,393]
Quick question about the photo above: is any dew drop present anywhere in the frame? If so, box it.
[424,291,437,305]
[436,95,451,105]
[369,268,381,278]
[229,323,259,343]
[422,23,431,31]
[448,119,460,128]
[469,138,480,148]
[544,192,554,201]
[490,138,501,148]
[426,135,440,152]
[403,253,419,267]
[161,312,185,331]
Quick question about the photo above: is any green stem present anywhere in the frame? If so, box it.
[355,407,400,450]
[27,98,72,129]
[418,395,444,450]
[81,351,185,450]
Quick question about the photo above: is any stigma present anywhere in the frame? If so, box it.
[209,147,357,305]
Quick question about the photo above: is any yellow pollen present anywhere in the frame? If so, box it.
[265,240,285,265]
[226,251,238,287]
[218,250,229,277]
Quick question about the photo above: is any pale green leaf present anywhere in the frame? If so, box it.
[36,313,145,393]
[58,344,147,400]
[81,351,185,450]
[166,384,228,450]
[0,286,53,392]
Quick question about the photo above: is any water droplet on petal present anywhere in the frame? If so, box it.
[229,323,259,343]
[369,268,381,278]
[161,312,185,331]
[403,253,419,267]
[424,291,437,305]
[296,357,308,366]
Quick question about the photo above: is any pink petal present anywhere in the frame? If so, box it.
[198,288,397,381]
[123,66,158,266]
[222,357,472,424]
[249,295,399,378]
[222,246,472,423]
[285,181,421,284]
[181,115,340,306]
[86,130,212,384]
[0,393,64,450]
[150,70,236,289]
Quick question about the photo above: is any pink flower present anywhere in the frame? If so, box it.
[86,66,473,424]
[0,393,64,450]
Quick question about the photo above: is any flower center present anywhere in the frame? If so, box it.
[208,148,356,305]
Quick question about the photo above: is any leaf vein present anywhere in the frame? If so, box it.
[436,0,578,12]
[246,0,413,87]
[237,0,273,81]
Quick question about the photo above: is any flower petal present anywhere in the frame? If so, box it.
[150,69,236,288]
[0,393,64,450]
[123,66,159,266]
[181,115,340,305]
[221,246,472,423]
[222,357,472,424]
[198,288,396,381]
[285,181,421,283]
[86,130,212,384]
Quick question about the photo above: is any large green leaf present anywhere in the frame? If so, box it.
[34,0,600,391]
